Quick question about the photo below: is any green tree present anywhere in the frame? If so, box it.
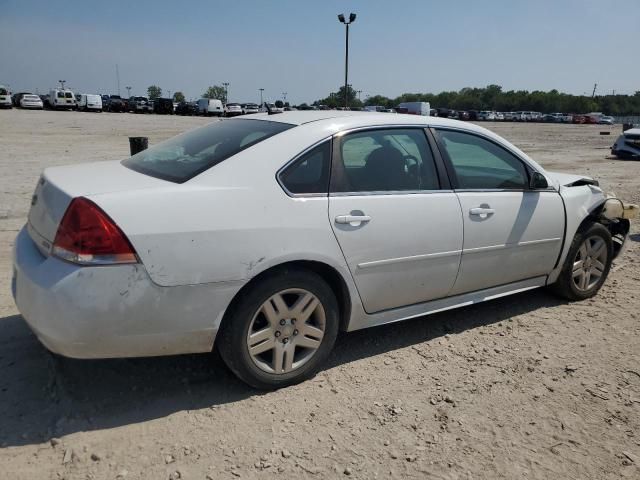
[147,85,162,100]
[203,85,226,101]
[173,91,185,103]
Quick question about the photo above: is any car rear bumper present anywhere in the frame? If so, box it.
[12,226,242,359]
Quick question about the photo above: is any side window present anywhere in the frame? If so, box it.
[57,91,64,98]
[333,129,439,192]
[279,142,331,195]
[435,130,528,190]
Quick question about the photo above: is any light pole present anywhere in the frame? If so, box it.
[337,13,356,108]
[357,90,362,101]
[282,92,287,104]
[222,82,229,104]
[259,88,264,105]
[58,80,66,90]
[126,86,131,98]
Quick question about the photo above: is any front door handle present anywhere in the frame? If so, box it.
[335,214,371,225]
[469,207,495,216]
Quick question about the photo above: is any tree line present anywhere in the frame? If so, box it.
[314,85,640,115]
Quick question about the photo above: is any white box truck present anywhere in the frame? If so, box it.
[398,102,431,116]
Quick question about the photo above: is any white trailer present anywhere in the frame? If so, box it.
[398,102,431,116]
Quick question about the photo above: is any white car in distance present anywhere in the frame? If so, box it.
[19,94,44,109]
[12,111,633,389]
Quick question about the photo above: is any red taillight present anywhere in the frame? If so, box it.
[52,197,137,265]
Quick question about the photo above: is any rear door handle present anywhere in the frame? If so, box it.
[469,207,495,216]
[335,215,371,225]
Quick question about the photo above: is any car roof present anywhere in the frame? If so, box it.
[236,110,486,131]
[623,128,640,136]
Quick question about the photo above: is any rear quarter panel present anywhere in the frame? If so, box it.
[89,125,351,288]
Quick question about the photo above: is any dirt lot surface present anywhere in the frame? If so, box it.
[1,110,639,480]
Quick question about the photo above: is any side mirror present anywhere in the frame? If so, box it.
[530,172,548,189]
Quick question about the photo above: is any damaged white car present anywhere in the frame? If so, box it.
[612,127,640,160]
[12,111,636,389]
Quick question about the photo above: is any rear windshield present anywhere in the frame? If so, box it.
[122,119,294,183]
[0,88,8,95]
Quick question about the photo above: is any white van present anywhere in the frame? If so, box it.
[49,89,76,110]
[0,85,12,108]
[398,102,431,116]
[77,94,103,112]
[196,98,223,116]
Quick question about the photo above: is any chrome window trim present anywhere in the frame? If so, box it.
[329,189,454,197]
[276,137,333,198]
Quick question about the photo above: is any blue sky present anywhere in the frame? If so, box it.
[1,0,638,104]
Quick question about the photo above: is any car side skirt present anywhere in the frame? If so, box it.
[346,275,547,331]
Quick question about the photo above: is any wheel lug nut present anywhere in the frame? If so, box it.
[293,330,298,336]
[291,319,296,324]
[279,319,286,326]
[275,331,281,337]
[283,338,289,344]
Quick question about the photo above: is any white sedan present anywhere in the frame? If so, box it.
[19,94,44,109]
[12,112,633,388]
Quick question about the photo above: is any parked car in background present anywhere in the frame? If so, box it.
[154,98,174,115]
[196,98,224,116]
[611,127,640,159]
[242,103,260,114]
[12,92,33,107]
[129,96,153,113]
[19,94,44,109]
[494,112,505,121]
[76,94,102,112]
[224,103,243,117]
[598,115,615,125]
[456,111,470,120]
[102,95,126,112]
[477,111,496,121]
[174,101,198,116]
[0,85,12,108]
[49,89,76,110]
[12,111,633,389]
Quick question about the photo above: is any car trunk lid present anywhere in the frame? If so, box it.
[28,160,170,246]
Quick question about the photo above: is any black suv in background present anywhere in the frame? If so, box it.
[175,101,198,115]
[154,98,174,115]
[102,95,126,112]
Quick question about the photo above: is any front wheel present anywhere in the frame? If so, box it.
[550,222,612,300]
[217,268,339,389]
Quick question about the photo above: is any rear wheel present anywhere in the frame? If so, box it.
[550,222,612,300]
[217,268,339,389]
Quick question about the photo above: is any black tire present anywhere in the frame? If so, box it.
[217,268,339,389]
[549,222,612,300]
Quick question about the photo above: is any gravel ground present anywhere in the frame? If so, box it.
[0,110,639,480]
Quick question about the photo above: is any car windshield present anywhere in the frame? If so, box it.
[122,119,294,183]
[0,88,8,95]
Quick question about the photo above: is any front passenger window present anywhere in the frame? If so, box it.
[435,130,528,190]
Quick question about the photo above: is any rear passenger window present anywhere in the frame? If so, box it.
[279,142,331,195]
[332,129,439,192]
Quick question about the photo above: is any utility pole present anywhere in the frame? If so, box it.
[591,83,597,98]
[116,64,120,96]
[259,88,264,105]
[282,92,287,103]
[58,80,66,90]
[126,86,131,98]
[222,82,229,104]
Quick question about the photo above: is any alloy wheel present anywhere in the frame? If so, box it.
[246,288,326,374]
[572,235,608,292]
